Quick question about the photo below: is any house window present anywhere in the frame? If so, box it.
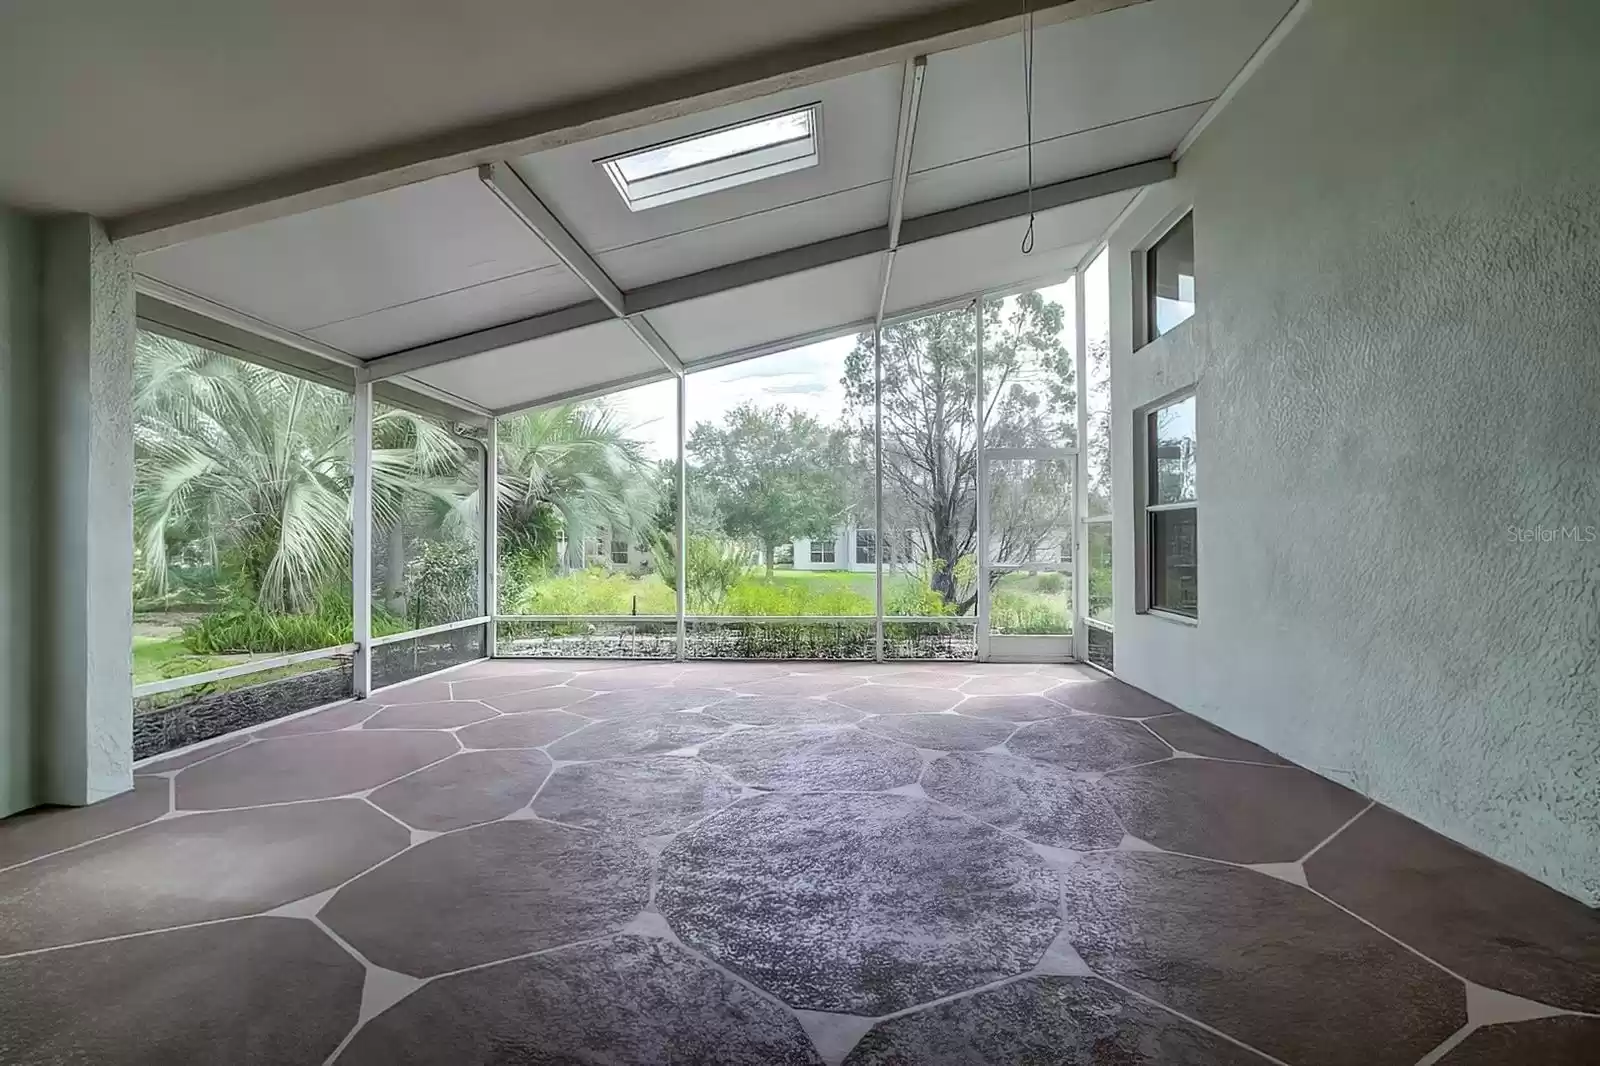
[1146,212,1195,344]
[810,540,835,564]
[1146,394,1198,618]
[599,104,821,212]
[611,539,629,565]
[855,529,876,565]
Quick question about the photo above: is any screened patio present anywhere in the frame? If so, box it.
[119,0,1269,754]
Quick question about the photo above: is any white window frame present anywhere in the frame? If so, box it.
[598,104,822,212]
[1134,207,1197,351]
[810,539,836,564]
[1137,389,1199,622]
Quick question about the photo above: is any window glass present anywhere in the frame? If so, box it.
[372,404,483,631]
[1150,507,1198,616]
[1087,522,1114,624]
[494,378,676,630]
[855,529,876,566]
[132,330,356,736]
[1084,249,1112,519]
[1147,213,1196,341]
[981,279,1076,449]
[685,337,869,623]
[877,305,979,621]
[1150,395,1197,505]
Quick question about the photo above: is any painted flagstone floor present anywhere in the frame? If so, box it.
[1,659,1596,1064]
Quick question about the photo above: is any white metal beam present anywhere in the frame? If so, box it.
[107,0,1147,253]
[369,157,1172,383]
[480,162,626,315]
[877,56,928,326]
[625,315,685,376]
[351,380,374,697]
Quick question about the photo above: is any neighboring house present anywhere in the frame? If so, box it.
[794,522,1073,573]
[793,524,922,574]
[557,529,655,574]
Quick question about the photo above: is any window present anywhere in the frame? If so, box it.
[810,540,836,564]
[611,539,629,565]
[600,104,820,211]
[1146,212,1195,343]
[855,529,877,566]
[1146,394,1198,618]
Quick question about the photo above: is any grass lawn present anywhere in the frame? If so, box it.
[132,634,238,686]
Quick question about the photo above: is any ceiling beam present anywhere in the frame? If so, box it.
[876,55,929,326]
[625,316,685,376]
[106,0,1147,253]
[479,162,626,316]
[364,155,1172,382]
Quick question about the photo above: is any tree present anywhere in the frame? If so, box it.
[687,403,849,576]
[841,292,1076,614]
[135,333,466,616]
[494,402,661,569]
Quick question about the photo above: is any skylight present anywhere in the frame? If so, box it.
[600,104,820,212]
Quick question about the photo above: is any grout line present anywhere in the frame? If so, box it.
[1298,800,1374,864]
[0,913,261,961]
[1095,976,1290,1065]
[1411,1021,1477,1066]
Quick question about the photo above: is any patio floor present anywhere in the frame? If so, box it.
[1,660,1596,1065]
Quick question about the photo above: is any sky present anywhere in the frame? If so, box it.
[600,334,860,462]
[598,277,1080,462]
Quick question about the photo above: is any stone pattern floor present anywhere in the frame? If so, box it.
[1,661,1596,1065]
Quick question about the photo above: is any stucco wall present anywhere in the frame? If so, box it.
[0,208,40,817]
[1108,0,1600,903]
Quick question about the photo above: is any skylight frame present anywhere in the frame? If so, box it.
[598,103,822,212]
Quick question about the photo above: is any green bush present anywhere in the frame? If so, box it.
[723,575,873,616]
[991,591,1070,635]
[181,592,407,655]
[403,539,479,629]
[515,567,676,617]
[1033,572,1066,594]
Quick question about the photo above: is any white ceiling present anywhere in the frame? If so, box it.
[645,255,885,365]
[0,0,971,216]
[123,0,1295,413]
[886,190,1134,315]
[909,0,1290,172]
[409,318,663,411]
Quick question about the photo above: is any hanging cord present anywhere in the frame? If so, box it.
[1020,0,1036,254]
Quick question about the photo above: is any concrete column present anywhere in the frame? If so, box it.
[0,209,41,817]
[39,215,134,805]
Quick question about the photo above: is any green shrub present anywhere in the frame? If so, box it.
[403,539,479,629]
[991,591,1070,635]
[181,591,406,655]
[722,575,872,616]
[1033,572,1066,594]
[515,567,676,617]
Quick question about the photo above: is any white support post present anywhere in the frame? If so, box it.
[484,416,499,657]
[675,374,688,659]
[873,327,885,662]
[352,379,374,697]
[1073,271,1090,663]
[973,298,989,662]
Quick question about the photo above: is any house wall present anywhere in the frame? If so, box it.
[1106,0,1600,903]
[0,208,40,817]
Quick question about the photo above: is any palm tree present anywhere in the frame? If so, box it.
[134,333,475,616]
[495,403,661,569]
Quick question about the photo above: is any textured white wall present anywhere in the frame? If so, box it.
[1108,0,1600,903]
[0,208,40,816]
[39,216,135,805]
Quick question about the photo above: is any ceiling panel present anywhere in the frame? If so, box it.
[596,183,890,289]
[513,64,902,255]
[903,101,1207,218]
[910,0,1292,172]
[137,170,561,333]
[646,254,883,364]
[308,265,594,358]
[409,319,663,412]
[885,190,1133,316]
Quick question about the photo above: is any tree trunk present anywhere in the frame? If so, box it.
[384,522,407,615]
[764,542,775,578]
